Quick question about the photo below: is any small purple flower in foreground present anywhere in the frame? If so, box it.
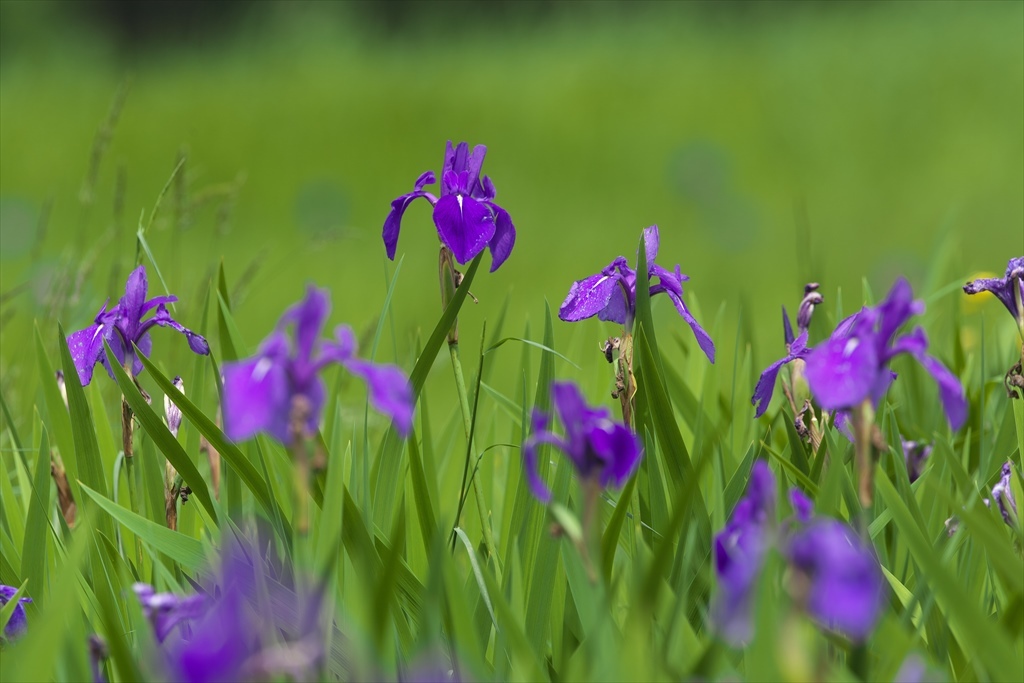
[712,462,884,644]
[133,583,210,643]
[991,461,1018,526]
[523,381,641,504]
[558,225,715,362]
[68,265,210,385]
[963,256,1024,330]
[804,278,967,430]
[751,284,823,418]
[383,140,516,271]
[0,584,32,640]
[712,461,777,643]
[222,286,413,443]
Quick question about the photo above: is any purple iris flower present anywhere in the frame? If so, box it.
[803,278,967,431]
[751,329,811,418]
[712,462,885,644]
[712,461,777,643]
[963,256,1024,328]
[523,381,642,504]
[68,265,210,385]
[221,286,413,444]
[0,584,32,640]
[383,141,516,271]
[558,225,715,363]
[133,583,210,643]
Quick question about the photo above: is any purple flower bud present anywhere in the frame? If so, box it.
[901,439,932,483]
[67,265,210,386]
[0,584,32,640]
[797,283,823,333]
[992,461,1018,526]
[165,376,185,438]
[89,634,109,683]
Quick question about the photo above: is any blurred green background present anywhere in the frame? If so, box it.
[1,0,1022,421]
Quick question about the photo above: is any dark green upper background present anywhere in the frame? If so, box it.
[1,1,1021,397]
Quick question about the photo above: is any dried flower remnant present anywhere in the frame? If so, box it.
[383,140,516,271]
[67,265,209,386]
[991,461,1018,526]
[164,376,188,530]
[0,584,32,641]
[222,285,413,444]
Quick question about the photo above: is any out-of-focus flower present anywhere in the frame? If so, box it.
[165,376,184,438]
[89,634,109,683]
[523,381,641,504]
[133,583,210,643]
[383,141,515,271]
[712,461,777,643]
[901,439,932,483]
[712,462,885,644]
[963,256,1024,330]
[558,225,715,362]
[804,278,967,430]
[68,265,209,386]
[0,584,32,640]
[991,461,1018,526]
[222,286,413,443]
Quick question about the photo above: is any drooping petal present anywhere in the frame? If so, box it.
[221,343,292,443]
[133,583,210,643]
[804,335,879,411]
[649,262,683,297]
[551,381,609,464]
[485,201,516,272]
[280,286,330,367]
[432,194,495,264]
[140,295,178,316]
[963,256,1024,320]
[559,264,624,323]
[666,291,716,363]
[750,331,809,418]
[597,284,630,325]
[68,322,110,386]
[522,410,568,504]
[138,304,211,356]
[382,189,435,260]
[918,354,967,431]
[888,326,928,361]
[344,359,414,436]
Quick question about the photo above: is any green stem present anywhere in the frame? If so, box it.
[449,341,502,583]
[120,393,144,570]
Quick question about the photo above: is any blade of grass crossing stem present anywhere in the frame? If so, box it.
[524,435,572,658]
[407,428,439,553]
[105,341,218,523]
[57,326,114,541]
[371,253,482,531]
[875,470,1017,678]
[35,323,76,488]
[79,482,207,570]
[453,527,497,629]
[601,469,639,582]
[315,442,349,577]
[136,351,290,543]
[21,429,51,605]
[503,303,556,595]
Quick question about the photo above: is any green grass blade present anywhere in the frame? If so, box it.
[21,429,51,606]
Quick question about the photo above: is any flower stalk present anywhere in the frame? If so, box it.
[120,365,144,567]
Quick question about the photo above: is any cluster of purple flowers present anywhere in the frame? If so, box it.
[713,461,885,643]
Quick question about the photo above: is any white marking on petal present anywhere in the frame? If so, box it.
[252,358,273,382]
[843,338,860,357]
[457,195,464,214]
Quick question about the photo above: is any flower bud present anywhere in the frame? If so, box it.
[164,376,184,438]
[797,283,823,333]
